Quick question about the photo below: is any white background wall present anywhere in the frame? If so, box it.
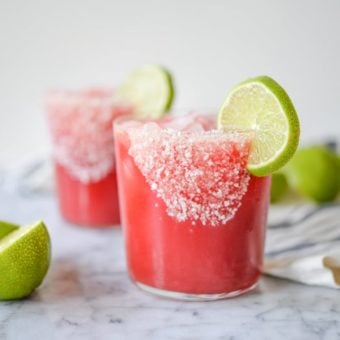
[1,0,339,165]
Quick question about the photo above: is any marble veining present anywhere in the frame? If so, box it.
[0,190,340,340]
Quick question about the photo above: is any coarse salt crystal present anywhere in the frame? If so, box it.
[46,89,131,183]
[127,121,251,226]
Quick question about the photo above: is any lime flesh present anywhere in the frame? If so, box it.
[0,221,19,239]
[218,76,300,176]
[118,65,175,118]
[0,221,51,300]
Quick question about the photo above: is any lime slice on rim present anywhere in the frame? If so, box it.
[0,220,19,239]
[118,65,175,118]
[0,220,51,300]
[218,76,300,176]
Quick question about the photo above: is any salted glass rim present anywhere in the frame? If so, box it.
[113,110,255,136]
[45,87,131,108]
[113,109,217,128]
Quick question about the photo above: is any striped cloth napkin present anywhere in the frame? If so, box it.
[1,157,340,288]
[265,204,340,288]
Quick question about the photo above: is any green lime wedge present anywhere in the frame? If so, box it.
[117,65,175,118]
[0,220,51,300]
[218,76,300,176]
[0,221,19,239]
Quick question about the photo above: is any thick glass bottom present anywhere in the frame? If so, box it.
[135,281,258,301]
[62,217,120,229]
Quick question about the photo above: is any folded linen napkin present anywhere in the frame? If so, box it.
[1,157,340,288]
[265,204,340,288]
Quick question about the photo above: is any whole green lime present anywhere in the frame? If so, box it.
[284,146,339,203]
[270,172,289,203]
[334,154,340,190]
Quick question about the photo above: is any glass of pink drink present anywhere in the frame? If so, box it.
[46,88,133,227]
[114,113,271,300]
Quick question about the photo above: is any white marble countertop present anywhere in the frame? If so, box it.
[1,189,340,340]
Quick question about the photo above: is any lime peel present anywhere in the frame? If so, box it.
[0,220,51,300]
[284,146,340,203]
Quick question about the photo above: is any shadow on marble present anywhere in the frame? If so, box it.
[34,258,130,304]
[36,259,83,300]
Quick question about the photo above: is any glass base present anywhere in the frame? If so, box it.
[62,216,120,229]
[135,281,258,301]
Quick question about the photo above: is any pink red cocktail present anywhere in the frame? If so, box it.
[114,114,271,300]
[46,88,132,227]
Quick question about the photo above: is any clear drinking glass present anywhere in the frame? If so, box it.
[114,113,271,300]
[46,88,133,227]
